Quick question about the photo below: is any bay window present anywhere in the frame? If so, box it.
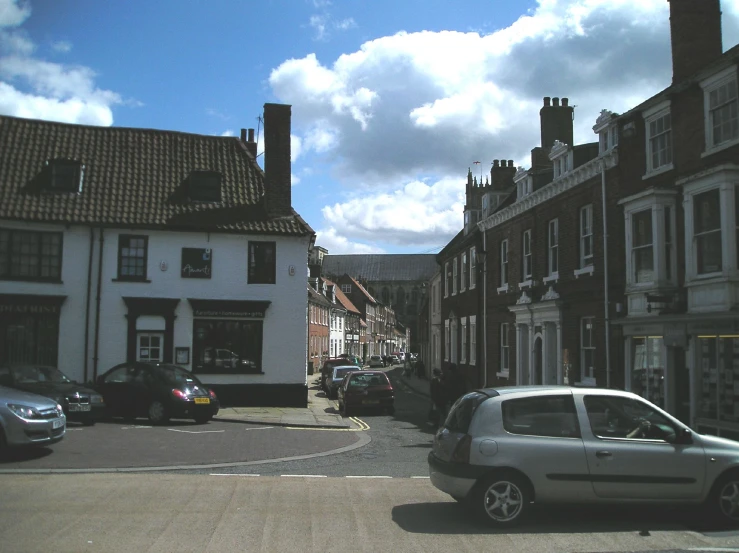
[632,210,654,283]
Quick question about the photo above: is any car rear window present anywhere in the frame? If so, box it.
[348,373,389,387]
[502,395,580,438]
[334,367,355,379]
[443,392,488,433]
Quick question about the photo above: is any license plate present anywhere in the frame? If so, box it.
[69,404,91,412]
[194,398,210,405]
[363,399,379,405]
[52,418,64,429]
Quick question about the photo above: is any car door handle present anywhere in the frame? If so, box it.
[595,450,612,458]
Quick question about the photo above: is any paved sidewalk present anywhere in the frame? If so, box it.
[393,366,431,398]
[214,378,351,429]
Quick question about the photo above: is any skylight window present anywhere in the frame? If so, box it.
[47,159,83,193]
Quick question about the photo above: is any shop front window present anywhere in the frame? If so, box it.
[631,336,665,408]
[192,319,263,374]
[697,335,739,429]
[1,313,59,366]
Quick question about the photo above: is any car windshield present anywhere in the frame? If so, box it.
[333,367,355,379]
[348,373,388,387]
[11,366,72,384]
[154,364,202,386]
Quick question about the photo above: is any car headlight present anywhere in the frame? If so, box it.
[90,394,105,404]
[7,404,43,420]
[56,404,64,416]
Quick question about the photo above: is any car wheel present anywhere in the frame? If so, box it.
[472,473,530,527]
[707,471,739,527]
[341,402,351,418]
[147,401,170,425]
[194,413,213,424]
[0,425,7,454]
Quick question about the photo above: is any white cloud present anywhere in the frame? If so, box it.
[220,129,235,137]
[315,227,386,255]
[335,18,356,31]
[0,0,124,126]
[51,40,71,53]
[272,0,738,251]
[307,12,358,41]
[291,173,300,186]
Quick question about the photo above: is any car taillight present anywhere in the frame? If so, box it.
[209,389,217,400]
[450,434,472,464]
[172,389,188,400]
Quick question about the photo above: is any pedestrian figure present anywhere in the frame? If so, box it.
[429,368,447,429]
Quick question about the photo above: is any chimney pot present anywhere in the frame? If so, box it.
[263,103,292,216]
[553,97,560,107]
[493,159,500,167]
[508,159,514,167]
[668,0,722,84]
[543,97,551,107]
[562,98,569,107]
[248,128,255,142]
[240,129,247,141]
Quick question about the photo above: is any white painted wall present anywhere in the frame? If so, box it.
[2,221,310,387]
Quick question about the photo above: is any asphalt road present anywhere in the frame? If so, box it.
[1,474,737,553]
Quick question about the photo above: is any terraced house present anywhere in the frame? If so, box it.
[0,103,315,407]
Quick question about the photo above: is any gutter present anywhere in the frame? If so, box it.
[92,227,104,381]
[601,160,612,389]
[83,226,94,384]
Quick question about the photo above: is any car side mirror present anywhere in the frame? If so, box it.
[671,427,692,445]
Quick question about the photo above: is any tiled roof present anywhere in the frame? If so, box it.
[348,275,377,303]
[325,278,360,315]
[323,254,439,282]
[308,286,331,306]
[0,115,313,236]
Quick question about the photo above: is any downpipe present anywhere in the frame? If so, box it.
[92,227,104,381]
[601,160,612,389]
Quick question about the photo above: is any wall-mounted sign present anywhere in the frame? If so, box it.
[188,299,271,319]
[0,294,66,314]
[181,248,212,279]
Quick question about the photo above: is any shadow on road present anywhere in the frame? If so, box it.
[0,446,53,464]
[385,367,437,436]
[392,501,707,535]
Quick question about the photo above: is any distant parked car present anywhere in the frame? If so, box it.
[368,355,384,368]
[389,355,400,365]
[326,365,358,399]
[337,370,394,417]
[0,364,105,425]
[96,362,219,424]
[338,353,362,367]
[0,385,66,451]
[320,358,352,391]
[429,385,739,528]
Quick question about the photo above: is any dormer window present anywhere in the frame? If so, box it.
[47,159,83,193]
[188,170,221,202]
[592,109,619,155]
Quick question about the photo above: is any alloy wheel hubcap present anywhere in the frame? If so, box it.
[150,402,164,421]
[720,481,739,520]
[484,481,523,522]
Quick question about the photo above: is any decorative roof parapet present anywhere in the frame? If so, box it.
[513,167,529,183]
[549,140,569,160]
[478,148,618,232]
[593,109,618,133]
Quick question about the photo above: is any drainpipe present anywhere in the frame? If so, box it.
[601,160,612,389]
[483,232,488,388]
[92,227,104,381]
[83,227,94,384]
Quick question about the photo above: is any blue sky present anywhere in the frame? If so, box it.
[2,0,739,255]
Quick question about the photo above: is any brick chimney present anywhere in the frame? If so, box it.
[240,128,258,158]
[668,0,723,84]
[540,96,574,151]
[263,103,292,216]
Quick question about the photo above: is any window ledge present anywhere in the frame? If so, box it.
[702,138,739,158]
[519,279,533,290]
[0,277,63,284]
[469,284,476,290]
[496,371,510,378]
[642,163,674,180]
[497,284,509,294]
[112,278,151,283]
[543,273,559,284]
[574,266,594,278]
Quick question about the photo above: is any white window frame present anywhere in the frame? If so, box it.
[444,320,450,362]
[547,218,559,279]
[581,317,596,385]
[631,209,654,284]
[341,284,351,294]
[701,66,739,156]
[137,332,164,362]
[521,229,532,282]
[461,252,467,292]
[470,315,476,365]
[444,262,450,298]
[620,189,678,290]
[452,257,458,295]
[470,247,477,289]
[461,317,467,364]
[499,239,508,290]
[643,100,673,177]
[500,323,509,376]
[579,204,594,270]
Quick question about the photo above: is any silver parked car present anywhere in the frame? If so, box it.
[428,386,739,528]
[0,385,66,450]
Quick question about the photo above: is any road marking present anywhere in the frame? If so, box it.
[210,473,260,477]
[285,417,370,432]
[121,425,153,430]
[411,476,430,479]
[65,428,84,431]
[167,429,225,434]
[345,475,392,479]
[244,426,274,431]
[280,474,327,478]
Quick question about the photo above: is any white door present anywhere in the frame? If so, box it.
[137,333,164,362]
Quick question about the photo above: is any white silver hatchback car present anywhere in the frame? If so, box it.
[429,386,739,528]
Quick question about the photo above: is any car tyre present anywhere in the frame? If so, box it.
[341,402,351,418]
[147,400,170,425]
[706,470,739,528]
[471,473,530,528]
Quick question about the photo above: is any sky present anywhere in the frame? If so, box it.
[2,0,739,255]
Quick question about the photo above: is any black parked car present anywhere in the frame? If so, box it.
[96,362,219,425]
[0,364,105,425]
